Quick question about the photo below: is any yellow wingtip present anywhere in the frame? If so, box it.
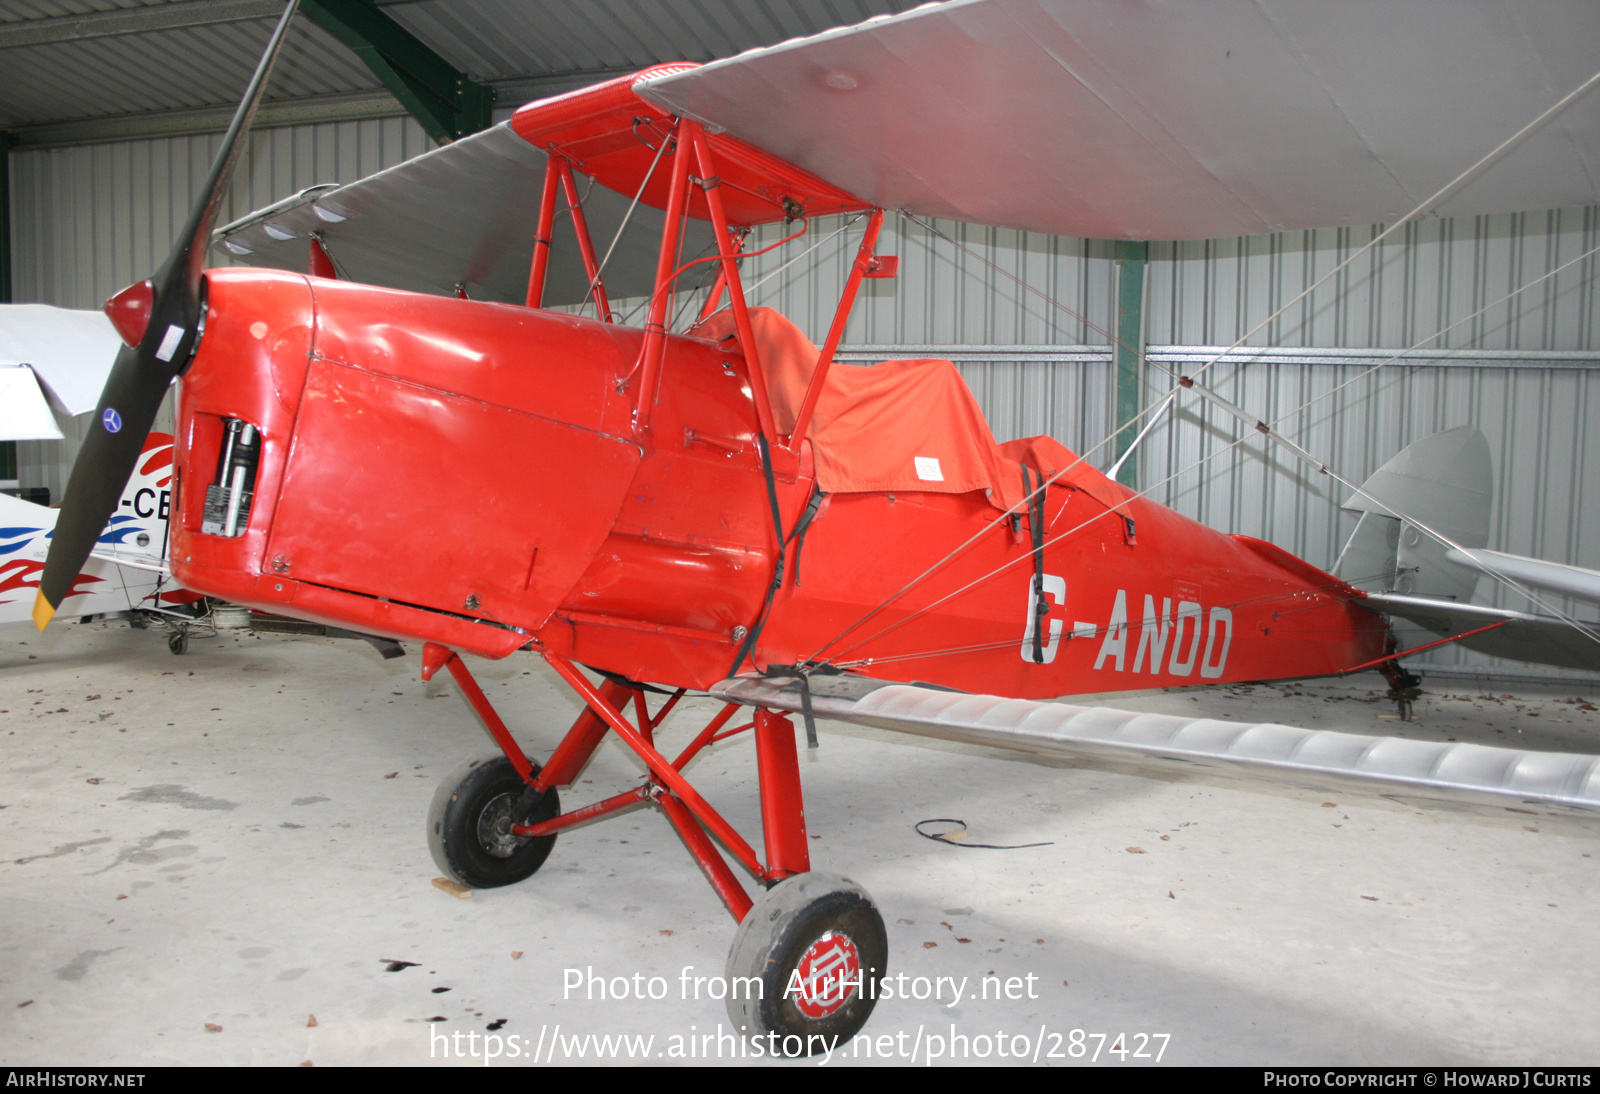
[32,591,56,631]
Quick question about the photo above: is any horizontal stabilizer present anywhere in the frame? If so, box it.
[1364,592,1600,674]
[1444,549,1600,605]
[711,674,1600,811]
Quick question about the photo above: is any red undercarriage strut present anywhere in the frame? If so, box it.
[421,642,809,922]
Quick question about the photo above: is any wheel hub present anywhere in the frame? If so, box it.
[791,930,861,1019]
[476,792,526,859]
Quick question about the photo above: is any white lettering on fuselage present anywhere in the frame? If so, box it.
[1021,585,1234,678]
[1019,574,1067,664]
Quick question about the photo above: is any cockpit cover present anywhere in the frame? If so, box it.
[696,307,1038,509]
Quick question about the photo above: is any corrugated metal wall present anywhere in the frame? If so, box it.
[9,116,432,500]
[736,209,1600,676]
[10,121,1598,676]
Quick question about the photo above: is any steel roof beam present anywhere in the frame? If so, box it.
[300,0,492,143]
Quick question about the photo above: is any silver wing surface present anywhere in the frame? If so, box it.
[713,674,1600,811]
[0,304,122,417]
[213,122,713,307]
[638,0,1600,240]
[1365,593,1600,675]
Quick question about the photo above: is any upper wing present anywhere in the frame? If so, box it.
[638,0,1600,240]
[213,122,712,307]
[713,673,1600,811]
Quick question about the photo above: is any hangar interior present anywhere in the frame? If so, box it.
[3,0,1600,1068]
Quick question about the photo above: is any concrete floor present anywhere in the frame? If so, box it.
[2,618,1597,1067]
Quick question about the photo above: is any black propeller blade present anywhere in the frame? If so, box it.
[33,0,302,630]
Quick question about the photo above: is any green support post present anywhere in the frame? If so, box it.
[302,0,493,144]
[1,130,11,304]
[1113,240,1148,489]
[1,131,13,484]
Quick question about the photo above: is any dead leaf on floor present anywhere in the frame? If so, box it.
[86,778,101,785]
[511,951,524,959]
[1168,891,1175,899]
[205,1023,222,1032]
[1322,802,1336,808]
[299,1061,313,1067]
[432,878,471,899]
[307,1015,318,1028]
[384,772,399,779]
[658,929,673,936]
[17,1000,33,1008]
[1159,834,1170,841]
[1126,846,1146,854]
[923,942,937,949]
[1360,895,1378,902]
[115,894,127,901]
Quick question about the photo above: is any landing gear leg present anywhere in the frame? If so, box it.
[428,647,894,1050]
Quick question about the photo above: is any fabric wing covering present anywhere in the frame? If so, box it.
[638,0,1600,240]
[695,307,1116,514]
[212,124,713,308]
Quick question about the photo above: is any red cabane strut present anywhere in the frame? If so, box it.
[419,65,887,919]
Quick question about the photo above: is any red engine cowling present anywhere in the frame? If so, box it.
[171,270,649,656]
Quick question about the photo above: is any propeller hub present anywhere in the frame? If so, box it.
[105,279,155,348]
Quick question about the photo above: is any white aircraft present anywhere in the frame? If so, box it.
[1,305,201,648]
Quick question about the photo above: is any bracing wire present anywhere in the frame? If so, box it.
[800,219,1600,669]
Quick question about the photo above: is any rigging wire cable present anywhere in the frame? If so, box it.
[803,233,1600,667]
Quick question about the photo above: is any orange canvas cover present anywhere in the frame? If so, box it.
[696,307,1043,510]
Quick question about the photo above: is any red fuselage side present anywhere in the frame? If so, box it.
[171,269,1385,696]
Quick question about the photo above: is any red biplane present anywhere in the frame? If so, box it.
[31,0,1600,1052]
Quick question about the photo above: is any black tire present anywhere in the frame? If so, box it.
[725,872,887,1055]
[428,753,559,889]
[167,629,188,655]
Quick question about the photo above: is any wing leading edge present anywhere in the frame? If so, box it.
[213,123,714,307]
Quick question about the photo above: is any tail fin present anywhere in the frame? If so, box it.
[1332,426,1492,602]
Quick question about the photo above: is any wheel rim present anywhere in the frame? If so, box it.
[791,930,861,1019]
[475,792,526,859]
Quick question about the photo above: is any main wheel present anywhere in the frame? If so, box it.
[725,872,887,1055]
[428,753,560,889]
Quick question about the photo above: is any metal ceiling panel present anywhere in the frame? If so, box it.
[639,0,1600,241]
[0,0,923,130]
[0,14,377,126]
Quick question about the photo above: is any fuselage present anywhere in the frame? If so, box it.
[170,268,1386,696]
